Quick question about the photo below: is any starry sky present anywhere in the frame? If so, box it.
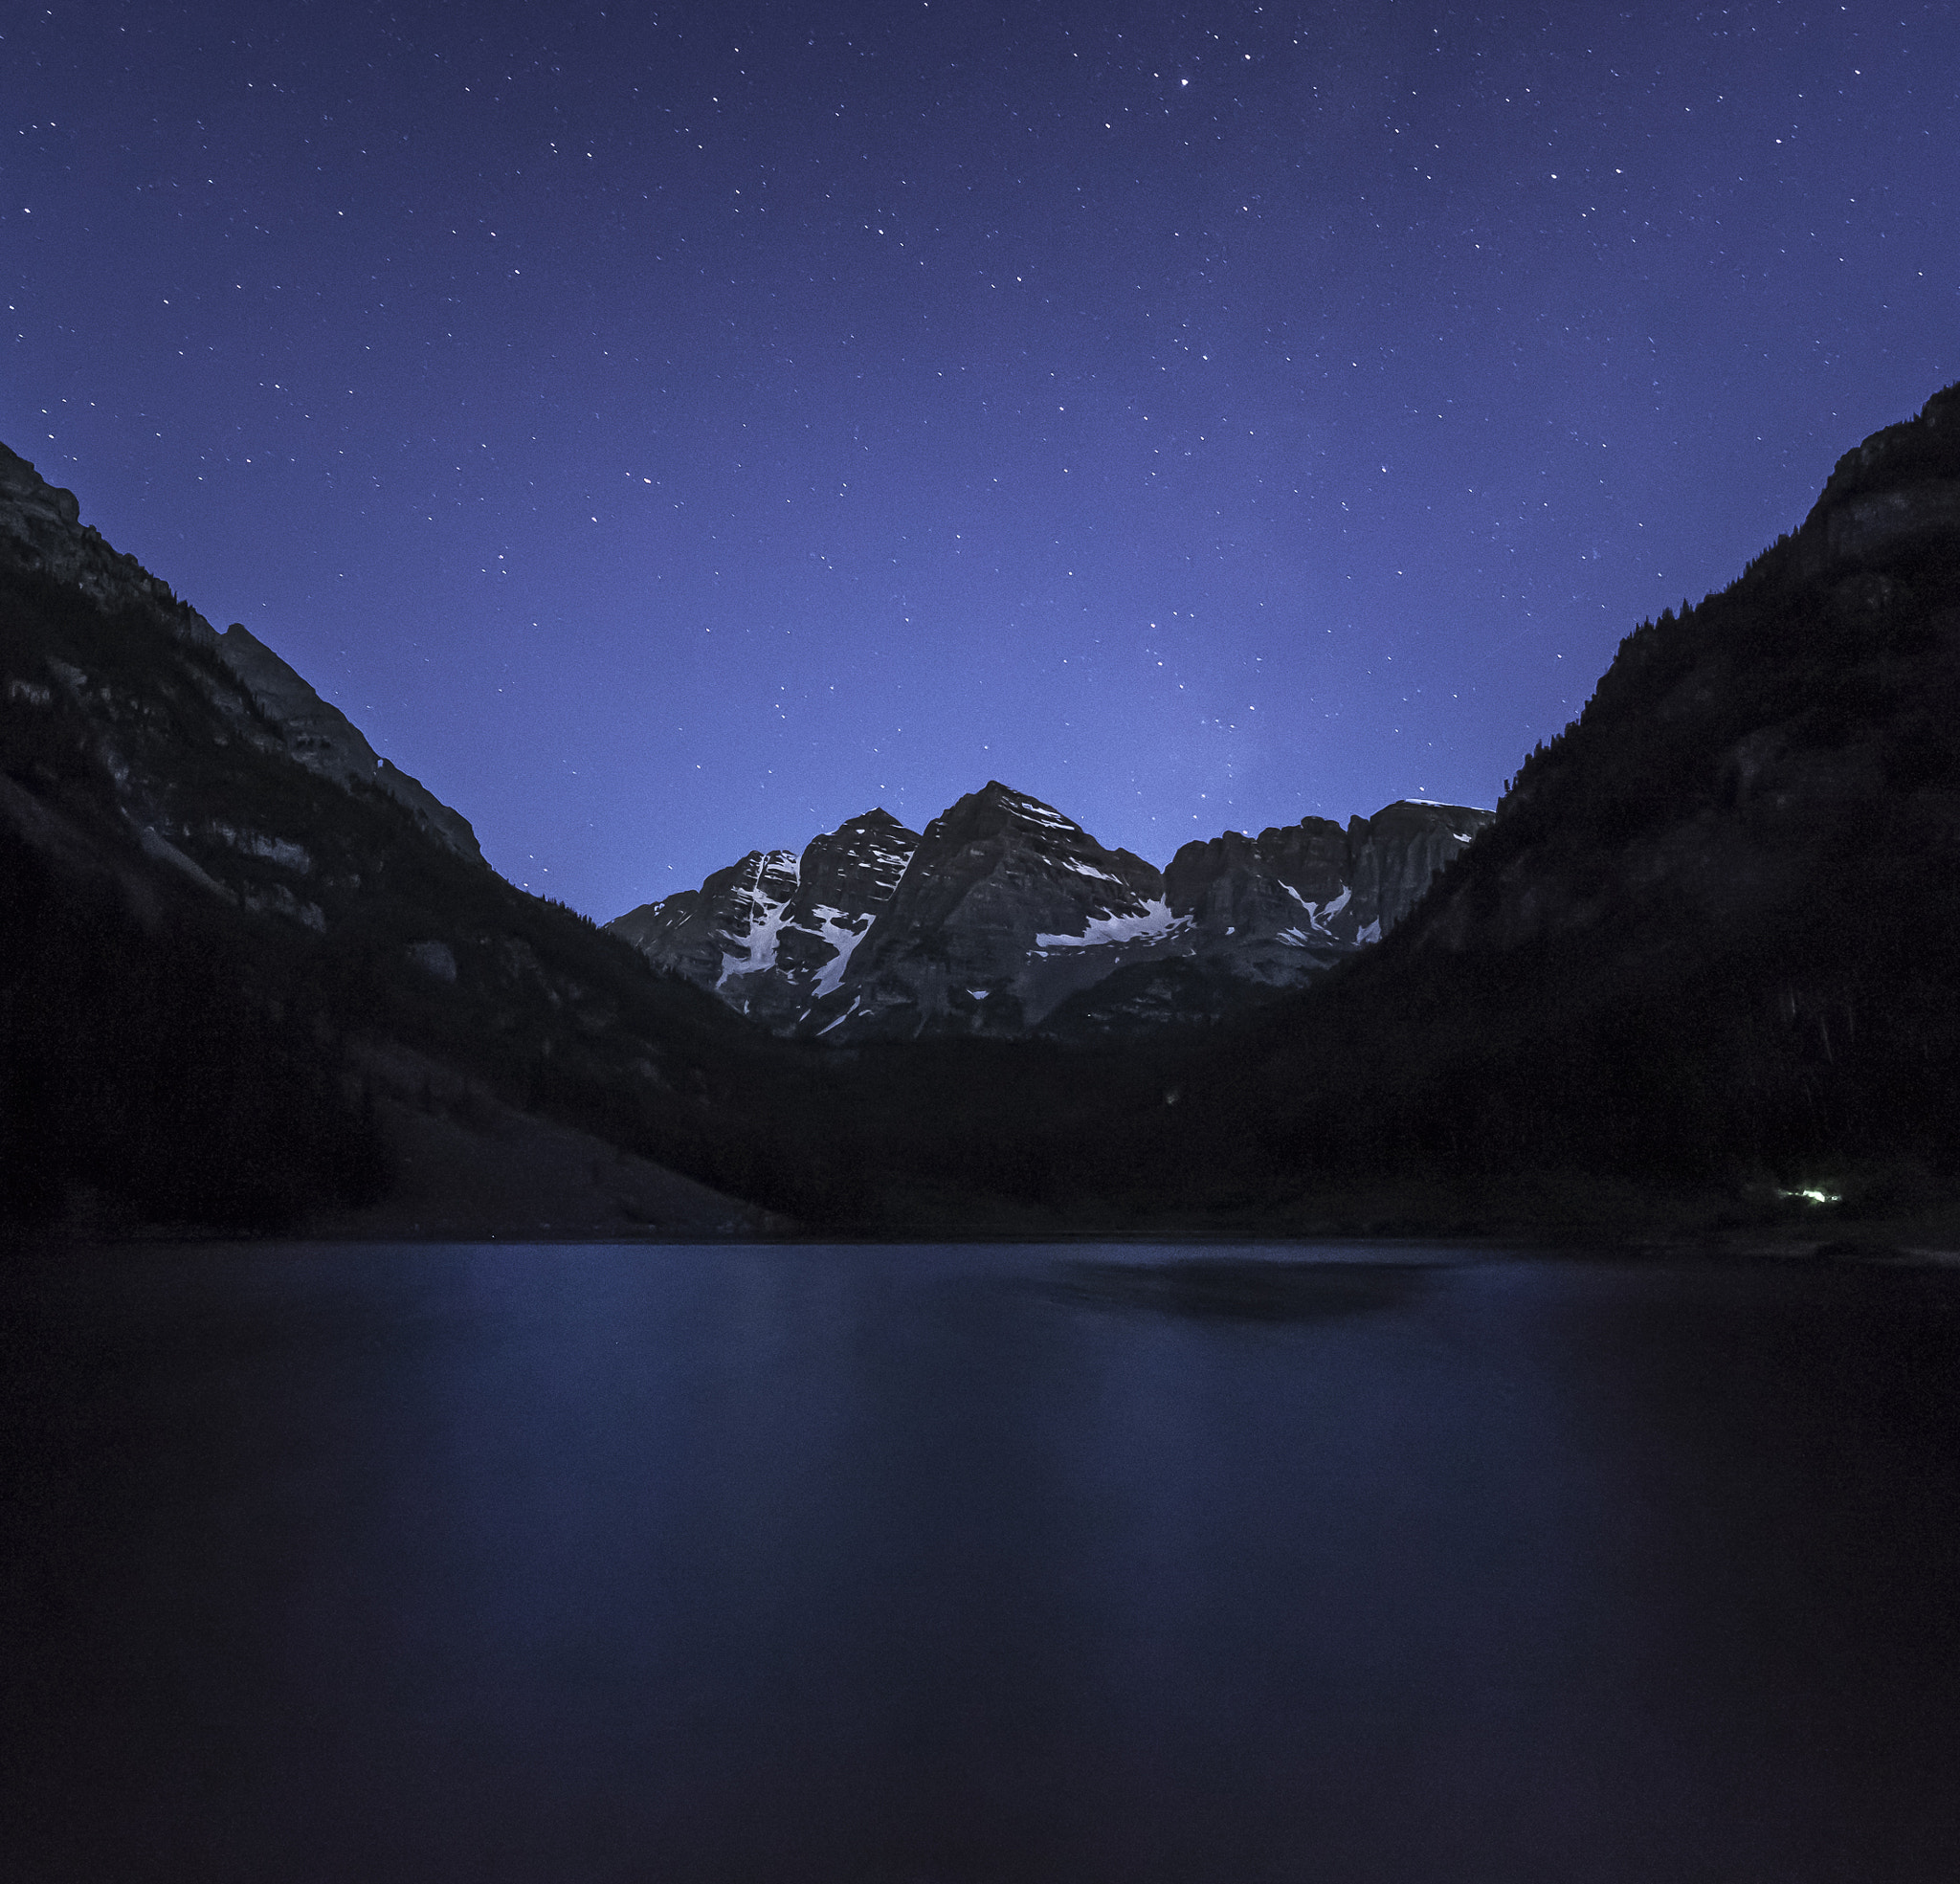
[5,1,1953,917]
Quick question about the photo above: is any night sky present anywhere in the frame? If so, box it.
[5,2,1952,918]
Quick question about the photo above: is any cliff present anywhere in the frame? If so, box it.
[611,786,1490,1040]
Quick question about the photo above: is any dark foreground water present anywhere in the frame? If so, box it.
[4,1243,1959,1884]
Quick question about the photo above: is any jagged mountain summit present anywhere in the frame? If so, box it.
[609,809,922,1028]
[609,782,1492,1040]
[826,783,1173,1039]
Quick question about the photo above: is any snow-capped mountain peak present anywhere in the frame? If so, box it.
[610,810,923,1026]
[609,787,1492,1040]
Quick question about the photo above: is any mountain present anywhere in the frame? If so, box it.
[1392,381,1960,995]
[668,378,1960,1239]
[1047,796,1494,1037]
[1024,380,1960,1226]
[1,440,802,1235]
[2,445,480,866]
[11,376,1955,1243]
[610,809,921,1028]
[609,783,1491,1039]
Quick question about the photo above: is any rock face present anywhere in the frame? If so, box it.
[1163,798,1493,959]
[1,442,214,648]
[611,809,921,1028]
[215,622,480,861]
[1,441,480,862]
[611,782,1491,1040]
[818,783,1179,1038]
[1793,392,1960,575]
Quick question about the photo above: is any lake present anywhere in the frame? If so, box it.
[3,1241,1957,1882]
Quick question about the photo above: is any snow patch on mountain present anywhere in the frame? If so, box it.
[809,907,872,998]
[715,850,798,986]
[1062,858,1128,884]
[1036,898,1189,950]
[1001,793,1080,835]
[817,996,862,1036]
[610,786,1491,1042]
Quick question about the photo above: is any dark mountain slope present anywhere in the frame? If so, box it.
[1,450,812,1233]
[1102,381,1960,1218]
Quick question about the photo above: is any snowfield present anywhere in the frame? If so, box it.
[1036,898,1190,951]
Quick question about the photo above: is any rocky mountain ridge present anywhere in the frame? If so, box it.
[2,436,791,1233]
[2,442,479,862]
[1397,379,1960,968]
[609,808,921,1030]
[609,782,1491,1040]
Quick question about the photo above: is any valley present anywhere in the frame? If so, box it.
[6,385,1959,1245]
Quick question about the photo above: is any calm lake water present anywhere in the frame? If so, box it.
[3,1241,1958,1883]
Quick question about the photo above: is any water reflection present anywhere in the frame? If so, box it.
[1051,1252,1437,1319]
[2,1244,1956,1882]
